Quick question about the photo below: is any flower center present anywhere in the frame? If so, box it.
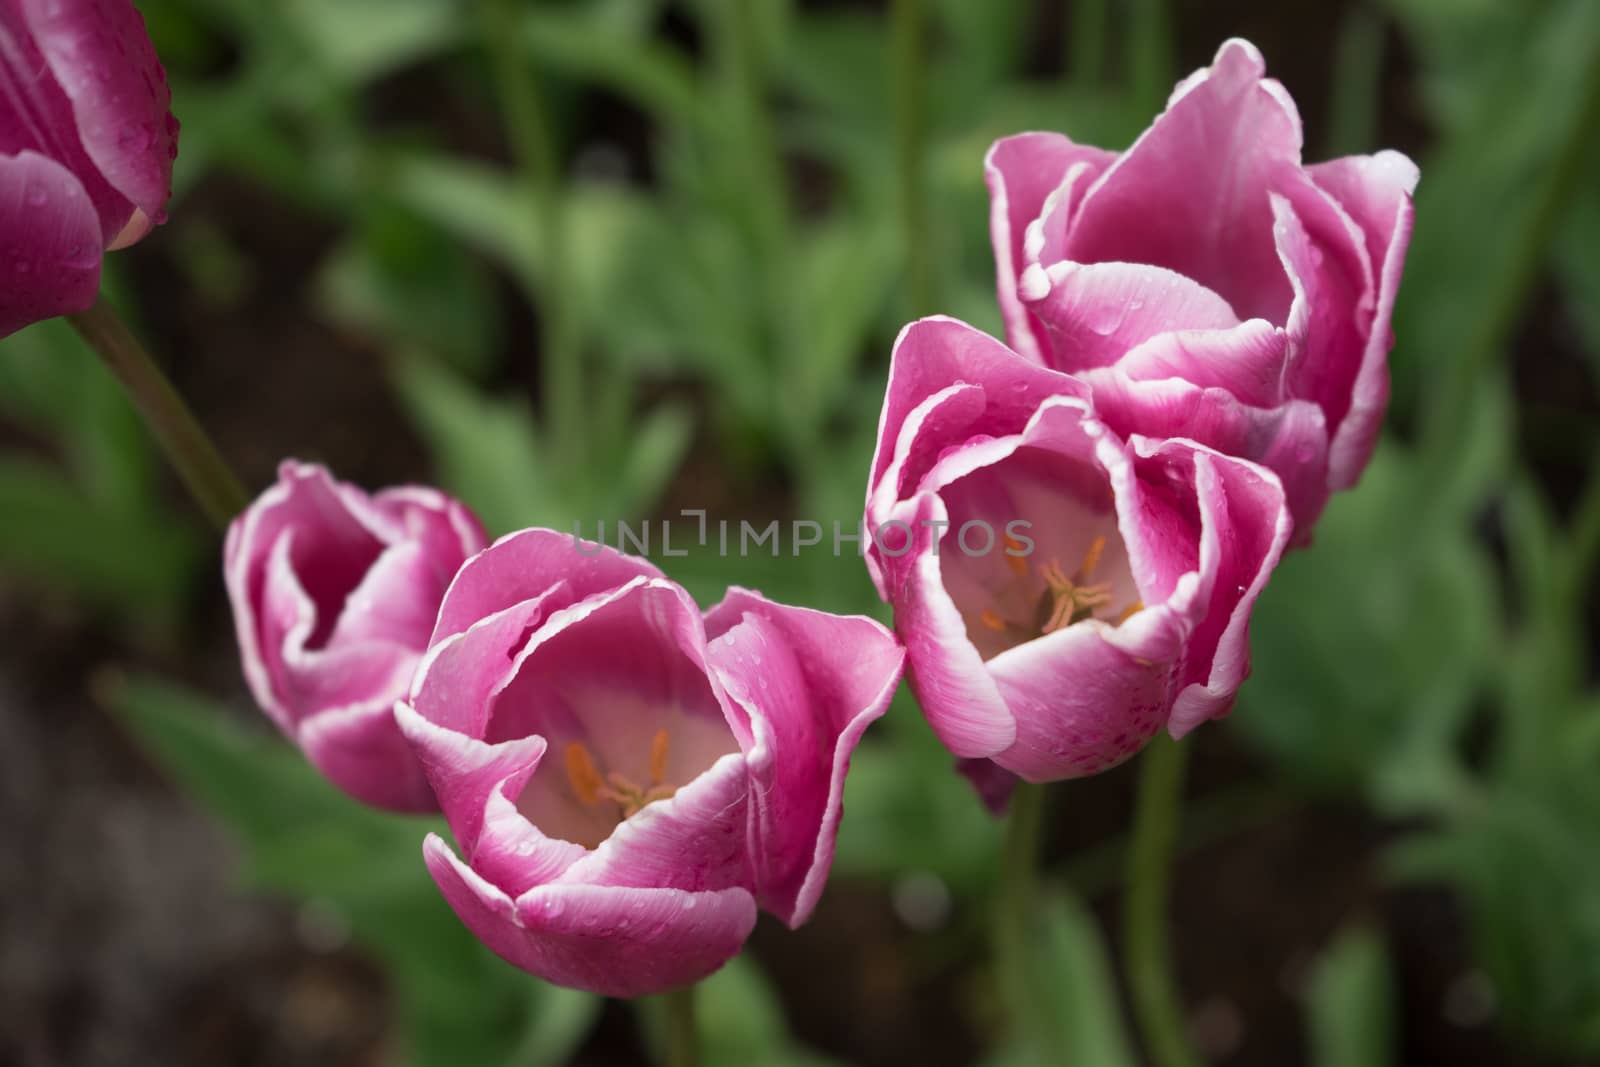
[563,728,678,819]
[978,534,1142,644]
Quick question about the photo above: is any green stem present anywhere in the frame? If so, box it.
[477,0,583,477]
[67,296,248,530]
[662,984,697,1067]
[994,780,1048,1060]
[1124,734,1202,1067]
[890,0,933,318]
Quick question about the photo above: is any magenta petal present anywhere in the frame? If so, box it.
[299,701,436,812]
[985,133,1116,361]
[21,0,176,224]
[1308,152,1418,488]
[424,835,756,998]
[0,150,101,336]
[1066,39,1302,321]
[1108,319,1290,409]
[877,494,1016,758]
[408,590,571,737]
[396,703,543,852]
[955,757,1018,814]
[1134,440,1291,735]
[1020,260,1242,372]
[561,752,752,894]
[703,591,903,925]
[986,603,1189,780]
[869,317,1086,507]
[430,528,662,643]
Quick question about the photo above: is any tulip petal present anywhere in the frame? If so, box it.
[0,150,100,336]
[21,0,176,223]
[1066,38,1302,322]
[703,591,903,925]
[985,133,1116,361]
[1019,260,1243,372]
[1133,440,1291,735]
[298,700,436,813]
[424,834,756,998]
[986,602,1189,780]
[407,587,572,737]
[431,527,663,643]
[876,494,1016,758]
[560,751,752,894]
[869,317,1085,520]
[1308,151,1418,488]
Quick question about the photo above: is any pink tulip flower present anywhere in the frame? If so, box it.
[396,529,904,996]
[987,38,1416,541]
[224,461,487,812]
[0,0,179,336]
[865,317,1291,783]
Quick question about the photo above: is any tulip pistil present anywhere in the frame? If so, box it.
[564,729,679,820]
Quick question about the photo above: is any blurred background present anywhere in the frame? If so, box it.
[2,0,1598,1064]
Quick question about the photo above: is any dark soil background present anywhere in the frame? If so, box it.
[2,0,1597,1064]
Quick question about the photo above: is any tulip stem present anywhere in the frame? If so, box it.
[67,296,248,530]
[477,0,585,481]
[994,780,1049,1060]
[1124,733,1203,1067]
[662,983,697,1067]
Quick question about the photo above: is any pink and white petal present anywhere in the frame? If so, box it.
[407,587,572,736]
[1133,441,1291,735]
[1083,370,1330,537]
[470,786,589,896]
[868,317,1085,505]
[1110,319,1289,408]
[297,699,436,813]
[878,494,1016,758]
[985,604,1189,781]
[21,0,176,223]
[430,527,663,643]
[425,835,756,997]
[1026,160,1106,270]
[560,751,752,895]
[703,593,903,925]
[1308,152,1418,488]
[1271,192,1370,451]
[373,485,488,580]
[985,133,1116,361]
[1020,260,1242,372]
[323,541,445,650]
[1066,39,1302,322]
[395,702,569,871]
[0,150,101,337]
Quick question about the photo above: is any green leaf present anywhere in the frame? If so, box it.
[284,0,464,86]
[388,355,554,535]
[1231,440,1499,812]
[522,6,700,125]
[1308,926,1396,1067]
[696,956,839,1067]
[985,892,1137,1067]
[106,674,601,1067]
[0,456,200,611]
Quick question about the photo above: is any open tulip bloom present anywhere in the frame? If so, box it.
[395,529,904,996]
[0,0,178,336]
[225,462,487,812]
[866,317,1292,784]
[986,38,1416,542]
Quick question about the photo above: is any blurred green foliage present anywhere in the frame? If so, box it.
[1,0,1598,1063]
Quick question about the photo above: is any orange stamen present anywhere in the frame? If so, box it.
[1003,534,1030,577]
[565,742,605,806]
[980,608,1008,632]
[649,728,670,785]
